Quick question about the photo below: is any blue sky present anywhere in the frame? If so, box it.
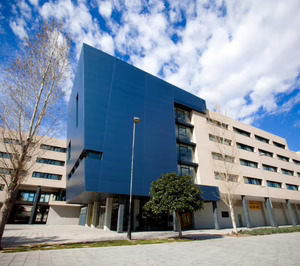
[0,0,299,151]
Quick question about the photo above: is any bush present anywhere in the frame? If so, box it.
[239,226,300,236]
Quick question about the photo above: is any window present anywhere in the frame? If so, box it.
[209,134,231,146]
[177,144,193,162]
[286,184,298,191]
[178,164,195,177]
[37,158,65,166]
[4,138,22,145]
[176,125,192,142]
[18,192,51,202]
[0,168,12,175]
[259,149,273,157]
[39,193,51,202]
[263,164,277,172]
[207,118,228,130]
[76,93,79,128]
[175,107,190,123]
[32,172,62,180]
[255,135,269,144]
[214,172,238,182]
[267,181,282,188]
[40,144,66,153]
[68,149,103,180]
[0,152,10,159]
[0,184,4,191]
[293,159,300,166]
[68,141,71,161]
[240,159,258,168]
[277,155,289,162]
[85,150,102,160]
[298,172,300,178]
[244,177,262,185]
[212,152,234,163]
[233,127,250,137]
[221,211,229,218]
[237,143,254,152]
[282,169,293,176]
[273,141,285,149]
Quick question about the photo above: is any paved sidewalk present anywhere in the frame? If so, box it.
[1,232,300,265]
[3,224,238,248]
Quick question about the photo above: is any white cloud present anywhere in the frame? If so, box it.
[28,0,39,7]
[98,1,113,18]
[8,0,299,124]
[9,18,27,39]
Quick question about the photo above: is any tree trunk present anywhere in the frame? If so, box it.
[175,211,183,238]
[229,201,238,234]
[0,190,16,250]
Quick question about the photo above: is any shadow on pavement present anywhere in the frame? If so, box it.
[2,236,68,248]
[182,234,224,240]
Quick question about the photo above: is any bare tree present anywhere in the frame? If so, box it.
[207,110,240,233]
[0,20,71,249]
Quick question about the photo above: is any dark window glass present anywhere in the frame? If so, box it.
[263,164,277,172]
[286,184,298,191]
[76,93,79,128]
[244,177,262,185]
[212,152,234,163]
[233,127,250,137]
[273,141,285,149]
[175,107,190,123]
[207,118,228,130]
[32,172,62,180]
[282,169,293,176]
[178,164,195,177]
[209,134,231,146]
[240,159,258,168]
[87,151,102,160]
[176,125,191,142]
[221,211,229,218]
[277,155,289,162]
[255,135,269,144]
[37,158,65,166]
[40,144,66,153]
[259,149,273,157]
[177,144,193,162]
[237,143,254,152]
[0,184,4,191]
[267,181,281,188]
[68,141,71,161]
[293,159,300,166]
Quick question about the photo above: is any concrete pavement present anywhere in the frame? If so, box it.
[1,232,300,265]
[2,224,236,248]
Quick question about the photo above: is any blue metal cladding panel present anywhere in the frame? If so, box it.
[173,87,207,113]
[198,185,220,202]
[67,44,208,201]
[66,48,85,201]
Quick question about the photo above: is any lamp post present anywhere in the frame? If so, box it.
[127,117,141,240]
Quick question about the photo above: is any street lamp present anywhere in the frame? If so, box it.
[127,117,141,240]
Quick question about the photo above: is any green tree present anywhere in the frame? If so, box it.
[144,173,204,238]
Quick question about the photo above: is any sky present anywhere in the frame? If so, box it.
[0,0,299,151]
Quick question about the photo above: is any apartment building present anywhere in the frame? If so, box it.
[0,136,81,225]
[66,44,300,231]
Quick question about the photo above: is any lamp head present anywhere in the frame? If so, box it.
[134,117,142,124]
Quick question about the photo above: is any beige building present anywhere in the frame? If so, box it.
[188,109,300,229]
[0,136,81,225]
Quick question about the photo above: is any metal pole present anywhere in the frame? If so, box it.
[127,121,136,240]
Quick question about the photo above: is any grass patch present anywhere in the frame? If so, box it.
[239,226,300,236]
[3,238,192,253]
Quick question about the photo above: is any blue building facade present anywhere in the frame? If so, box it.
[67,44,219,231]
